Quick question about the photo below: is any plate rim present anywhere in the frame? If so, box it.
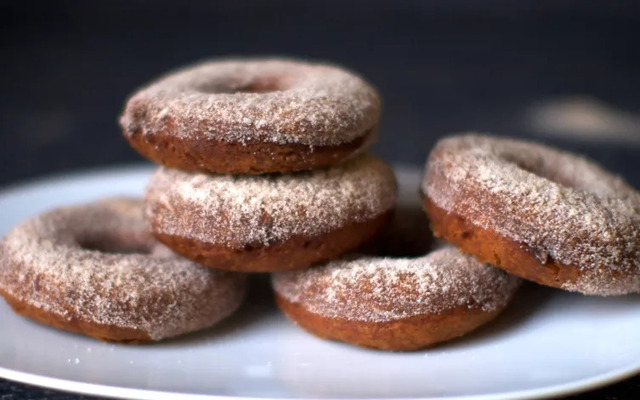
[0,164,639,400]
[2,362,639,400]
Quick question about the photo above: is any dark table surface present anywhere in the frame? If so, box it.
[1,1,639,399]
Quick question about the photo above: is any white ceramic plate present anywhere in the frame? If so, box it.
[1,165,639,400]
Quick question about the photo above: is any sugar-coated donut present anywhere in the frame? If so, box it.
[145,154,397,273]
[422,134,640,296]
[272,247,520,351]
[120,58,380,174]
[0,198,246,343]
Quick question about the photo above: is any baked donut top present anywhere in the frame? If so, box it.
[422,134,640,295]
[145,154,397,247]
[120,58,380,147]
[0,198,243,340]
[272,247,520,322]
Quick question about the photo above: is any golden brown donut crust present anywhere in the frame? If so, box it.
[152,212,391,273]
[126,126,375,174]
[421,134,640,296]
[423,197,629,290]
[275,293,503,351]
[1,286,152,343]
[120,58,381,174]
[144,155,398,272]
[272,245,520,351]
[0,198,247,343]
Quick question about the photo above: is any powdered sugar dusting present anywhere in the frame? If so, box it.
[145,155,397,247]
[272,247,520,322]
[0,198,246,340]
[120,58,380,146]
[422,134,640,295]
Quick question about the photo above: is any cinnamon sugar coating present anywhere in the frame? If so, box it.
[273,247,520,323]
[422,134,640,295]
[120,58,380,173]
[0,198,246,342]
[272,197,520,351]
[272,246,519,351]
[152,213,391,273]
[144,154,397,249]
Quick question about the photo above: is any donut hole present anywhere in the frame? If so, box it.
[197,76,285,94]
[502,154,578,189]
[78,234,154,255]
[233,78,282,93]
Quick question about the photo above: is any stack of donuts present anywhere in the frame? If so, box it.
[123,59,397,274]
[1,58,639,351]
[0,58,397,343]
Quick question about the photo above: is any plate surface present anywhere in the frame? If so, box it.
[1,165,640,400]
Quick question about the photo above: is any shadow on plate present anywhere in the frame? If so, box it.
[434,282,556,351]
[159,274,278,348]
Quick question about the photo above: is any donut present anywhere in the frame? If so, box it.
[422,134,640,296]
[272,246,520,351]
[120,58,380,174]
[144,154,397,273]
[0,198,246,343]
